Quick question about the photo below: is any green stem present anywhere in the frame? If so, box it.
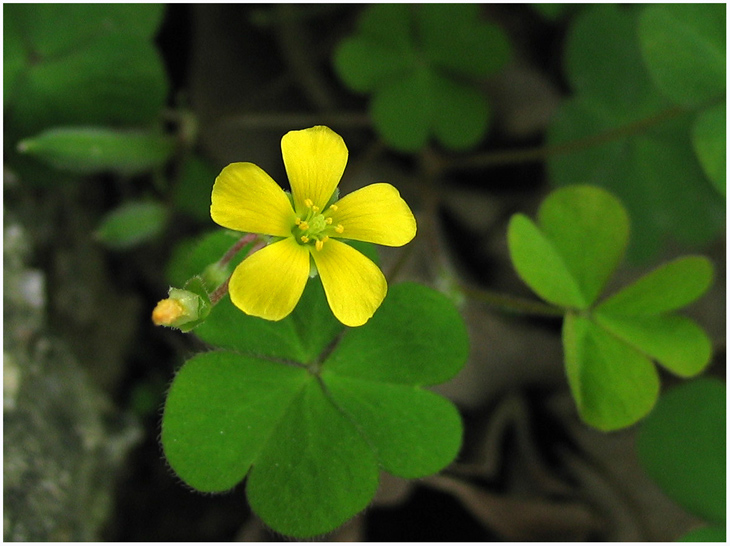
[460,283,564,318]
[445,104,688,172]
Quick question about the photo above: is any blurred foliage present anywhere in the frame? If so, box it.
[334,4,509,151]
[546,4,724,261]
[637,378,726,540]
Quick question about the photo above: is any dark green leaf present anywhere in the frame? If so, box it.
[693,103,726,196]
[8,4,165,58]
[431,75,490,150]
[173,156,220,222]
[639,4,726,106]
[322,374,462,478]
[333,36,414,93]
[565,4,661,114]
[417,4,510,78]
[324,282,469,385]
[356,3,413,49]
[95,200,168,250]
[246,378,379,538]
[370,67,432,152]
[3,12,26,109]
[562,313,659,431]
[161,351,310,492]
[11,33,168,133]
[18,127,175,175]
[637,378,726,524]
[679,525,726,542]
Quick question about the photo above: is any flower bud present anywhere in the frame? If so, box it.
[152,288,209,331]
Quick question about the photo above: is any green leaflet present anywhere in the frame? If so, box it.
[18,127,175,176]
[95,201,168,250]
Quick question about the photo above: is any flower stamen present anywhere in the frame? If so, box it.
[335,224,344,234]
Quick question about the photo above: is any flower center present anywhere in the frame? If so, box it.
[293,198,344,250]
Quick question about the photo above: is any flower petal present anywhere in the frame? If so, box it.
[211,162,295,237]
[228,238,310,321]
[281,126,348,212]
[330,183,417,246]
[311,239,387,327]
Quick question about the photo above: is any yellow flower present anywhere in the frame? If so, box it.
[210,126,417,327]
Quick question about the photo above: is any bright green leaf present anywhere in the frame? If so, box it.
[95,200,168,250]
[640,4,726,106]
[18,127,175,175]
[693,103,726,196]
[596,256,714,315]
[324,282,469,385]
[562,313,659,431]
[679,525,726,542]
[637,378,726,524]
[594,313,712,378]
[161,351,310,492]
[537,185,629,307]
[246,379,379,538]
[507,214,587,309]
[322,375,462,478]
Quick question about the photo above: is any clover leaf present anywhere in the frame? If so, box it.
[546,4,724,261]
[161,281,469,538]
[334,4,510,152]
[508,185,714,431]
[637,378,726,540]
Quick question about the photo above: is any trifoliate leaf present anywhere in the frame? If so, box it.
[639,4,726,106]
[693,103,726,196]
[334,36,414,93]
[431,75,491,151]
[18,127,175,175]
[563,313,659,431]
[95,200,168,250]
[637,378,726,524]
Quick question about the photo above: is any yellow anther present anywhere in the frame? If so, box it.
[325,217,333,225]
[335,224,344,234]
[295,218,302,225]
[304,198,314,209]
[298,221,309,231]
[329,204,338,212]
[312,205,320,213]
[315,239,324,251]
[301,235,310,243]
